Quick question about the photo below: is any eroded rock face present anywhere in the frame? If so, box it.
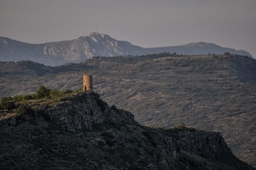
[0,92,254,170]
[42,92,135,132]
[177,130,231,157]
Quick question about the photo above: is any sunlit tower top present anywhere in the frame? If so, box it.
[83,75,93,92]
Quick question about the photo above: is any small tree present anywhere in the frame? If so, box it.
[1,97,15,110]
[224,52,231,56]
[2,101,15,111]
[36,86,50,98]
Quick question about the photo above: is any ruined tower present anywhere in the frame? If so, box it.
[83,75,93,91]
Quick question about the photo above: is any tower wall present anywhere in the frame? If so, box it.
[83,75,93,91]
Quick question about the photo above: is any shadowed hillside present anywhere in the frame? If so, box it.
[0,53,256,167]
[0,90,254,169]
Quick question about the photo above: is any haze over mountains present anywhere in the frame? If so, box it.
[0,32,253,66]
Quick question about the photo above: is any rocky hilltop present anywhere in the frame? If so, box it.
[0,91,253,169]
[0,32,252,66]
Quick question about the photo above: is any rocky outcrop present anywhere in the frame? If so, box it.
[43,92,136,131]
[177,130,231,158]
[0,92,254,169]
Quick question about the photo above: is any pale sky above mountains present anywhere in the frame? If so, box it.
[0,0,256,57]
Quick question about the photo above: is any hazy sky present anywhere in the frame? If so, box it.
[1,0,256,57]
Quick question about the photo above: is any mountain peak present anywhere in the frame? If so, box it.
[89,32,105,36]
[88,32,111,40]
[75,32,114,44]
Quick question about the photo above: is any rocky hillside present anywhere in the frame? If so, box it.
[0,32,252,66]
[1,53,256,167]
[0,91,253,169]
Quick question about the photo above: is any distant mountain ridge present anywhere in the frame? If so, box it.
[0,32,253,66]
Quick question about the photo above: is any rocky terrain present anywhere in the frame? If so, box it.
[0,32,252,66]
[0,90,254,169]
[0,53,256,167]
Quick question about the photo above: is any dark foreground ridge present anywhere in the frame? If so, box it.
[0,92,254,169]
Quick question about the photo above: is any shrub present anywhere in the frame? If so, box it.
[23,95,33,100]
[36,86,50,98]
[224,52,231,56]
[1,97,13,103]
[17,105,35,117]
[13,95,23,102]
[50,89,59,98]
[111,105,117,110]
[62,89,73,94]
[2,101,15,111]
[1,97,15,110]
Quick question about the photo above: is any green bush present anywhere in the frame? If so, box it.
[13,95,23,102]
[2,101,15,111]
[10,87,73,101]
[50,89,59,98]
[61,89,73,94]
[23,95,33,100]
[36,86,50,98]
[17,105,35,117]
[13,94,33,102]
[1,97,15,110]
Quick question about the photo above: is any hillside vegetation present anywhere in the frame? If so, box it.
[0,53,256,167]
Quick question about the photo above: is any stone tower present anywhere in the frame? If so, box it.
[83,75,93,91]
